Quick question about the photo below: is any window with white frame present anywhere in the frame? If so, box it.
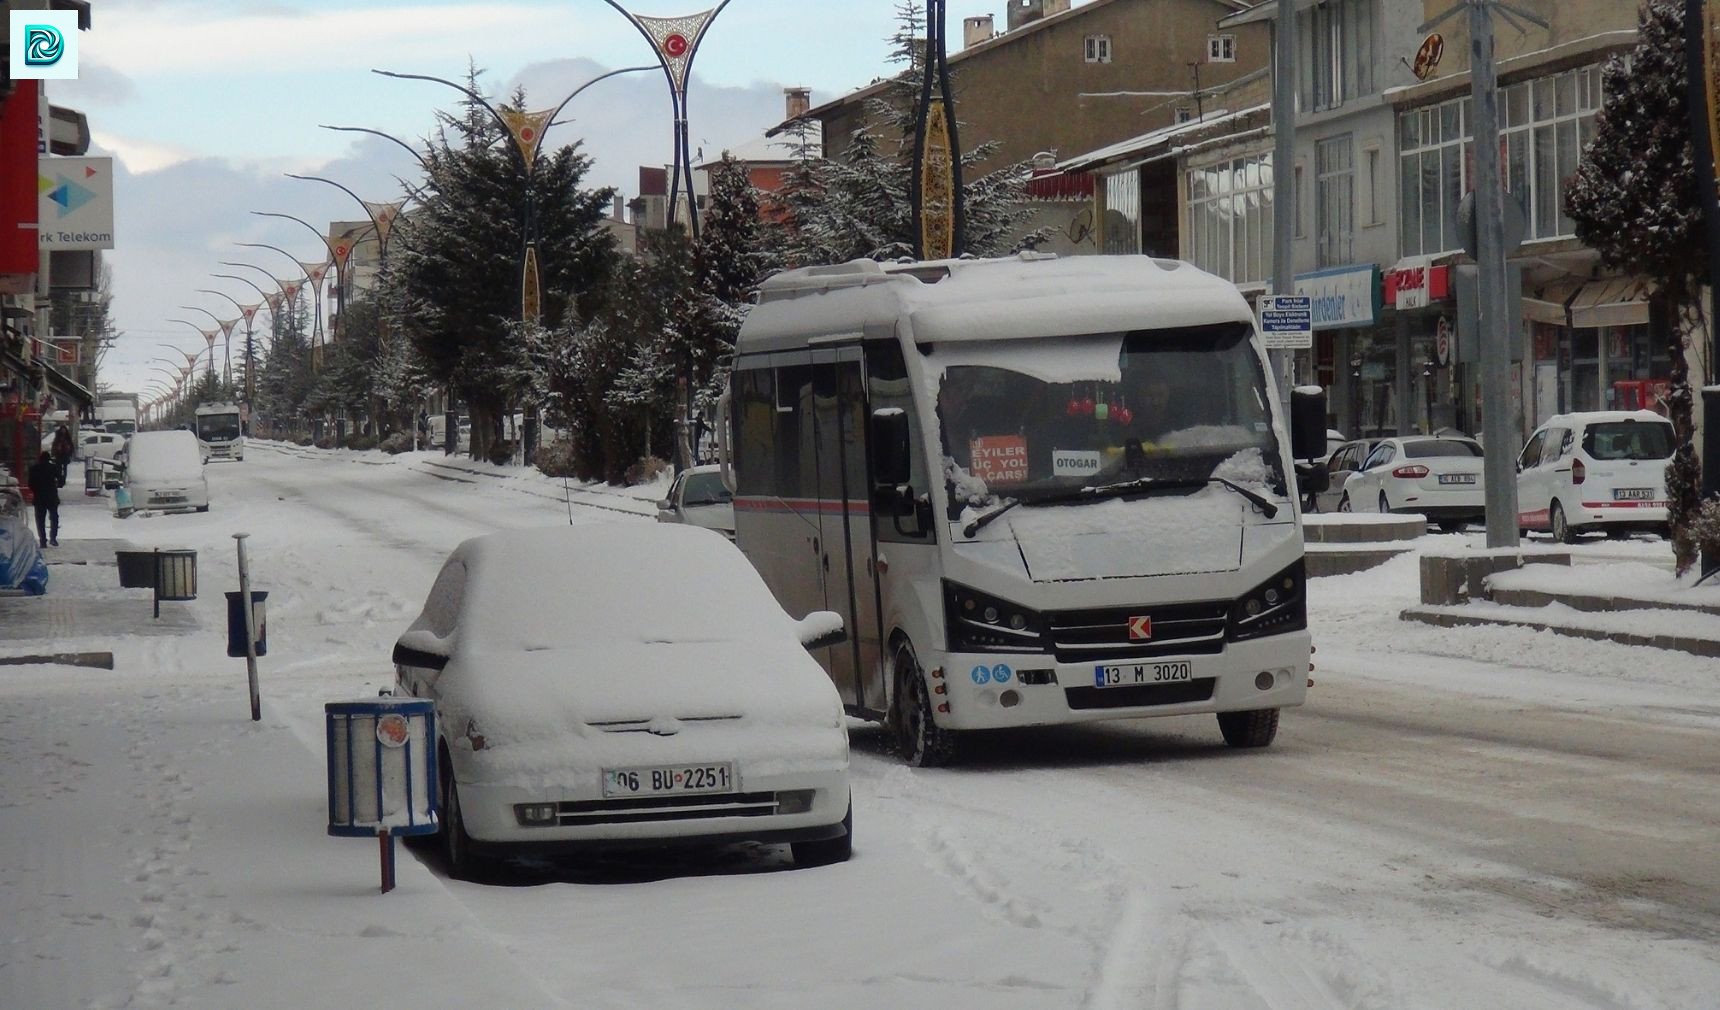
[1085,35,1112,63]
[1208,34,1236,63]
[1297,0,1375,113]
[1316,135,1355,267]
[1175,107,1195,124]
[1104,169,1141,255]
[1186,152,1274,286]
[1398,64,1603,257]
[1363,145,1382,226]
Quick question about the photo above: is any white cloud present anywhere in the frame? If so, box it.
[91,131,201,173]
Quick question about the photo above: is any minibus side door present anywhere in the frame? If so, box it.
[811,348,876,709]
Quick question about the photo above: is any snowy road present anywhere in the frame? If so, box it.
[4,443,1717,1009]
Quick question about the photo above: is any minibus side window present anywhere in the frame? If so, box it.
[867,340,931,542]
[732,367,776,497]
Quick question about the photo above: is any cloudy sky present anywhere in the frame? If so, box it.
[44,0,1072,397]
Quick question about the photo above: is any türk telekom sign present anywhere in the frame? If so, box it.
[38,156,113,250]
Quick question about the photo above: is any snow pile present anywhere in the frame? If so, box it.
[1489,560,1720,608]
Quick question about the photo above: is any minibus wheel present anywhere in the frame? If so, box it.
[1217,709,1279,748]
[892,640,958,768]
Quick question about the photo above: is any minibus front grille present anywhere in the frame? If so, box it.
[555,791,779,826]
[1064,678,1216,710]
[1046,602,1230,662]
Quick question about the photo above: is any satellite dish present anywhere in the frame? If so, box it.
[1413,34,1445,81]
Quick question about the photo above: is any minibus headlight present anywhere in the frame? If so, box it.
[944,582,1048,654]
[1227,561,1306,642]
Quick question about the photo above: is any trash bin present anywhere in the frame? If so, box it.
[154,549,197,601]
[325,699,438,839]
[116,549,155,589]
[225,590,268,658]
[83,459,102,496]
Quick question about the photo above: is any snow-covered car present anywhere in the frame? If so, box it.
[392,524,853,879]
[1517,411,1674,542]
[656,464,735,539]
[123,430,209,513]
[1337,435,1485,530]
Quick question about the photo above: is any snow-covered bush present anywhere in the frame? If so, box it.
[380,432,414,455]
[624,455,670,487]
[533,437,578,478]
[486,439,515,466]
[345,433,378,452]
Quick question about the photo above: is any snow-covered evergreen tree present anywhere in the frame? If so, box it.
[385,72,619,460]
[1565,0,1710,573]
[254,292,316,434]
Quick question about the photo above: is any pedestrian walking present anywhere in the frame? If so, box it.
[26,451,60,548]
[51,424,74,487]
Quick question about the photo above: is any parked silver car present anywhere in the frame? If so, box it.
[656,464,735,540]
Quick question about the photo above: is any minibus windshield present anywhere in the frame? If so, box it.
[196,414,242,442]
[937,324,1282,507]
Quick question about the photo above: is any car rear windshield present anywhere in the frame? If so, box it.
[1583,422,1674,460]
[1404,440,1482,459]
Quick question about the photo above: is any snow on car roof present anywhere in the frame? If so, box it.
[126,430,203,481]
[448,524,796,652]
[1542,410,1670,428]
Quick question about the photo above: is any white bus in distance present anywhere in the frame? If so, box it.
[720,254,1328,766]
[193,402,244,462]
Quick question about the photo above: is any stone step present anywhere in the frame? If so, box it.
[1399,605,1720,659]
[1306,543,1415,578]
[1488,587,1720,619]
[1302,514,1427,544]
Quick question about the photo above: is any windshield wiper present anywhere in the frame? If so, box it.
[961,475,1278,538]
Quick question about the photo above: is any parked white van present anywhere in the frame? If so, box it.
[1517,410,1674,541]
[721,254,1328,765]
[125,430,210,513]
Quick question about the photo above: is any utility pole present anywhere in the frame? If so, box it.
[1685,0,1720,577]
[1425,0,1548,549]
[1270,0,1297,402]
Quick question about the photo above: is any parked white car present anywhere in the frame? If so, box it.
[392,524,853,880]
[1338,435,1485,530]
[1312,437,1383,513]
[1517,411,1674,542]
[80,431,129,465]
[123,430,209,513]
[656,464,735,539]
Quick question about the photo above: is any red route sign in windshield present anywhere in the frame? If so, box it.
[969,435,1029,486]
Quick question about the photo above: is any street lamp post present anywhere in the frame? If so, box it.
[600,2,730,240]
[176,306,232,380]
[251,211,346,363]
[908,0,964,262]
[213,272,276,420]
[197,287,258,391]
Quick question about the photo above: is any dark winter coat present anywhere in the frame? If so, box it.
[27,459,60,507]
[52,428,74,462]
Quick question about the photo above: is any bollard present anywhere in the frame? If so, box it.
[233,534,261,722]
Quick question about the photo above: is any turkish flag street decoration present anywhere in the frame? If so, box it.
[361,200,406,245]
[499,107,556,167]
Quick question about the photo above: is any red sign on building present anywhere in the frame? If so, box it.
[0,82,42,277]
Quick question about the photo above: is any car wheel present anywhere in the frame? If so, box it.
[1550,501,1576,544]
[1217,709,1280,748]
[791,799,853,867]
[1437,520,1466,533]
[1338,493,1352,513]
[195,505,210,513]
[439,759,489,881]
[892,640,958,768]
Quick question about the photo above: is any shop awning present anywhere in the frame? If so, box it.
[1569,277,1656,328]
[1520,280,1581,326]
[42,366,93,410]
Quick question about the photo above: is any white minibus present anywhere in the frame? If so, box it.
[721,254,1327,765]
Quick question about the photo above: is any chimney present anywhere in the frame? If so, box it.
[784,86,812,121]
[963,15,994,49]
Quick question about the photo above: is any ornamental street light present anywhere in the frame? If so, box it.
[252,211,346,360]
[177,305,233,380]
[230,246,319,347]
[601,2,731,240]
[372,63,651,322]
[214,272,275,415]
[197,287,257,390]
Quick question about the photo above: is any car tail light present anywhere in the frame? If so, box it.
[1571,459,1586,485]
[1392,465,1430,479]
